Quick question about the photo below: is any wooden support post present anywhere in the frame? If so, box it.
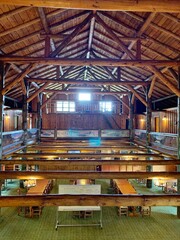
[45,36,51,57]
[22,80,28,147]
[136,39,141,60]
[37,93,42,143]
[146,86,152,148]
[129,94,134,143]
[0,62,4,159]
[117,67,121,81]
[177,65,180,218]
[0,61,5,215]
[146,86,152,188]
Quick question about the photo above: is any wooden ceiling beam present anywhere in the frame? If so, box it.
[11,152,163,158]
[126,85,147,106]
[1,57,179,67]
[40,90,130,97]
[26,78,149,86]
[2,64,36,95]
[168,68,178,82]
[149,66,180,97]
[41,33,147,42]
[1,194,180,208]
[0,171,179,180]
[2,0,180,12]
[27,82,49,103]
[1,159,179,166]
[148,77,156,98]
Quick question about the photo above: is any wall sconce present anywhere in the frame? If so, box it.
[140,118,145,122]
[4,114,10,119]
[162,115,167,120]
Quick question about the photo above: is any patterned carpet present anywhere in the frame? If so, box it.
[0,179,179,240]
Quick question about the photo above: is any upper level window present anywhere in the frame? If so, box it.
[78,93,91,101]
[57,101,75,112]
[99,101,112,112]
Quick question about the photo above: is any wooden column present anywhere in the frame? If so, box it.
[146,86,152,148]
[146,86,152,188]
[129,94,134,142]
[37,93,42,142]
[0,62,4,158]
[177,65,180,218]
[0,61,5,214]
[22,80,28,146]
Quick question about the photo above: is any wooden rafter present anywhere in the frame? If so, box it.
[95,13,135,60]
[27,82,49,103]
[2,64,36,95]
[168,68,178,82]
[50,12,93,57]
[148,77,156,98]
[0,18,40,38]
[0,6,31,20]
[149,66,180,97]
[38,7,64,77]
[84,12,96,80]
[126,85,147,106]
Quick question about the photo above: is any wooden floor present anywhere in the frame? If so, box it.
[0,179,179,240]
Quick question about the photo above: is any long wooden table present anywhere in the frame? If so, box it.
[26,179,52,217]
[113,179,137,194]
[26,179,50,195]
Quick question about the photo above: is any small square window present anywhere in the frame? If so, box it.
[99,102,112,112]
[57,101,75,112]
[79,93,91,101]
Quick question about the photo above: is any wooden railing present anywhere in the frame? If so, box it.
[134,129,177,155]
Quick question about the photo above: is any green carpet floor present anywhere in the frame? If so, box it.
[0,179,179,240]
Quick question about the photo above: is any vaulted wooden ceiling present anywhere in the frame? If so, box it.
[0,1,180,109]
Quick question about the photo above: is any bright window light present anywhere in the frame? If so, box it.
[99,101,112,112]
[57,101,75,112]
[78,93,91,101]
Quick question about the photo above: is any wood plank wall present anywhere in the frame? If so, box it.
[42,113,128,130]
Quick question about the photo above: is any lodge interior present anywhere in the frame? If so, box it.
[0,1,180,240]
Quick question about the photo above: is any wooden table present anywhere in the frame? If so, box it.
[113,179,137,194]
[113,179,138,216]
[26,179,51,217]
[26,179,50,195]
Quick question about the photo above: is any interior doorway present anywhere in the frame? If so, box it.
[154,117,160,132]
